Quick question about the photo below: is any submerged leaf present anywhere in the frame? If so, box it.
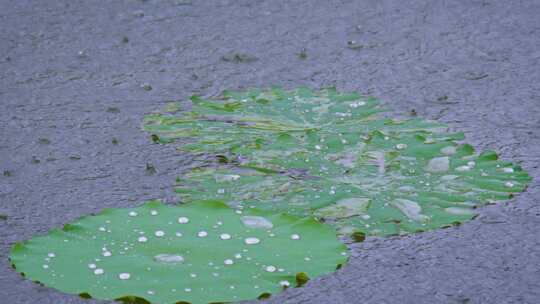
[10,201,347,304]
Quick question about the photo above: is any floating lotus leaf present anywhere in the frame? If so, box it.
[10,200,347,304]
[144,88,531,236]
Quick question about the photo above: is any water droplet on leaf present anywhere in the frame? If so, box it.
[154,254,185,264]
[94,268,104,275]
[396,143,407,150]
[441,146,457,155]
[244,237,260,245]
[265,265,276,272]
[241,216,273,229]
[455,165,471,172]
[425,156,450,173]
[391,199,429,222]
[154,231,165,237]
[445,207,475,216]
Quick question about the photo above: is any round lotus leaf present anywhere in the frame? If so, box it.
[10,200,348,304]
[145,87,531,236]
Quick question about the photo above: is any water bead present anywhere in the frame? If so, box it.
[138,236,148,243]
[150,210,158,216]
[154,254,184,264]
[197,231,208,238]
[220,233,231,240]
[94,268,104,275]
[349,101,366,108]
[240,216,273,229]
[265,265,276,272]
[224,259,234,265]
[217,174,240,182]
[441,146,457,155]
[118,273,131,280]
[290,234,301,240]
[445,207,475,216]
[154,231,165,237]
[128,211,138,217]
[177,217,189,224]
[395,143,407,150]
[426,157,450,173]
[455,165,471,172]
[244,237,260,245]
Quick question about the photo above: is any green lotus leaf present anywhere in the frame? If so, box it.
[10,200,347,304]
[145,88,531,236]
